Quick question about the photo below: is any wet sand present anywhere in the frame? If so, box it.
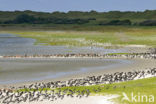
[0,58,156,88]
[0,58,128,85]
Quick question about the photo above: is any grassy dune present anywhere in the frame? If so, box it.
[17,77,156,104]
[63,77,156,104]
[56,77,156,104]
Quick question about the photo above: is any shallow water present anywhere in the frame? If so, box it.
[0,33,134,85]
[0,34,128,55]
[0,58,132,84]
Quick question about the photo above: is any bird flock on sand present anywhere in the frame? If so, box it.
[0,67,156,104]
[0,53,156,59]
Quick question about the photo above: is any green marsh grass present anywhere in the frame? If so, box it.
[0,26,156,47]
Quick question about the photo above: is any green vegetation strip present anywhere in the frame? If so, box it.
[59,77,156,104]
[16,77,156,104]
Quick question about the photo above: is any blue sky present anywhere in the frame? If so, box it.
[0,0,156,12]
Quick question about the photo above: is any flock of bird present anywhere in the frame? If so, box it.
[0,67,156,104]
[0,50,156,103]
[0,53,156,59]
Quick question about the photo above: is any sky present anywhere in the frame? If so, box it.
[0,0,156,12]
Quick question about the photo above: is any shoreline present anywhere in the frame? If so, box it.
[0,54,156,104]
[0,65,155,104]
[0,58,156,88]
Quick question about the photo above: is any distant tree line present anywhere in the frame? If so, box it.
[139,20,156,26]
[99,19,156,26]
[3,14,89,24]
[1,10,156,26]
[99,20,131,26]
